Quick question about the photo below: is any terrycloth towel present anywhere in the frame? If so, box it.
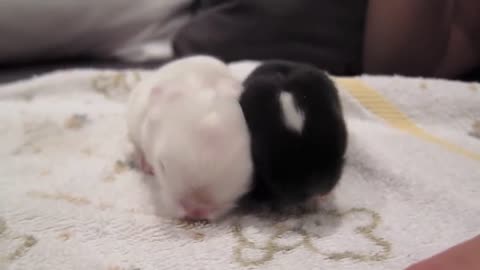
[0,69,479,270]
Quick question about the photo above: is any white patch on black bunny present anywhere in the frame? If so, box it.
[279,91,305,133]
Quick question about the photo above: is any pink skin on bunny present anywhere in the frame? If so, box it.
[179,190,218,220]
[133,148,154,175]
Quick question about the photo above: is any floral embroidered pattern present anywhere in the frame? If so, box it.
[91,71,143,100]
[26,189,392,267]
[0,217,38,263]
[469,83,479,92]
[469,120,480,139]
[233,208,391,266]
[64,114,89,130]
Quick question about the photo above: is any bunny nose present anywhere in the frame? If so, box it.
[180,199,213,220]
[184,207,210,220]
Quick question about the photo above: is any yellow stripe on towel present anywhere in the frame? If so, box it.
[335,78,480,162]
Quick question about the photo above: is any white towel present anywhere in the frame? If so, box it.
[0,69,479,270]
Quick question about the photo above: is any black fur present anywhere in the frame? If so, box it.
[238,60,347,209]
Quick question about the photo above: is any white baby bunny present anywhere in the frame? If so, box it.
[126,56,253,220]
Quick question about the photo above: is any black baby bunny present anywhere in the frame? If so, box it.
[238,60,347,210]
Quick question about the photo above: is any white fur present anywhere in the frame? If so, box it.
[126,55,252,220]
[279,91,305,133]
[227,60,262,84]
